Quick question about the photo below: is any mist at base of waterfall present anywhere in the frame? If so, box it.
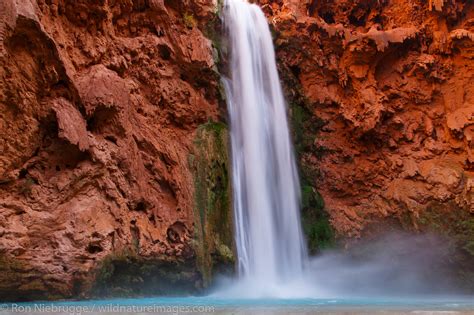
[211,232,469,299]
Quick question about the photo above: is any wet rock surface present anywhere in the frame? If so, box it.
[0,0,226,301]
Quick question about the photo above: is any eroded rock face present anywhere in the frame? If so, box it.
[0,0,224,301]
[262,0,473,239]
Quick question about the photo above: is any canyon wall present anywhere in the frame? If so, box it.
[0,0,232,301]
[264,0,474,286]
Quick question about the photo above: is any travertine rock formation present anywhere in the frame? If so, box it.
[264,0,473,240]
[266,1,474,289]
[0,0,229,301]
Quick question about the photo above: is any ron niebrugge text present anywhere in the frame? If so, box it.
[2,303,215,314]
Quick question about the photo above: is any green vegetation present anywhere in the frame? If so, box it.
[203,9,225,68]
[92,249,202,297]
[416,202,474,292]
[301,185,334,254]
[185,2,233,280]
[190,121,234,287]
[214,0,224,15]
[283,64,335,254]
[183,12,196,29]
[417,202,474,254]
[291,102,335,254]
[93,245,205,297]
[94,248,137,289]
[291,102,326,161]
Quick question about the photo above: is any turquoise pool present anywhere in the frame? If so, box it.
[2,296,474,314]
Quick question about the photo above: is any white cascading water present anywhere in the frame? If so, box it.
[222,0,307,294]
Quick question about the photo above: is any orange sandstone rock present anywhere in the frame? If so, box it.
[0,0,222,300]
[267,0,474,237]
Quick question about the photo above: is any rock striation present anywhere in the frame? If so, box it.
[0,0,230,301]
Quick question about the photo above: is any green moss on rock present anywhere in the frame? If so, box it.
[183,12,196,29]
[190,121,235,287]
[417,202,474,251]
[301,185,335,254]
[416,202,474,292]
[92,249,201,297]
[279,63,335,255]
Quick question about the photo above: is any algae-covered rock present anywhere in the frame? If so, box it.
[416,202,474,292]
[278,61,335,254]
[190,121,235,286]
[301,184,335,254]
[287,88,335,254]
[91,250,202,297]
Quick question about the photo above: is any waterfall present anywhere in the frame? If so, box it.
[223,0,307,292]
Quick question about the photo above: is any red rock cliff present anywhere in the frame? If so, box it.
[263,1,474,288]
[263,0,473,241]
[0,0,231,301]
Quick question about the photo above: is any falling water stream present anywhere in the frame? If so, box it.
[222,0,307,293]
